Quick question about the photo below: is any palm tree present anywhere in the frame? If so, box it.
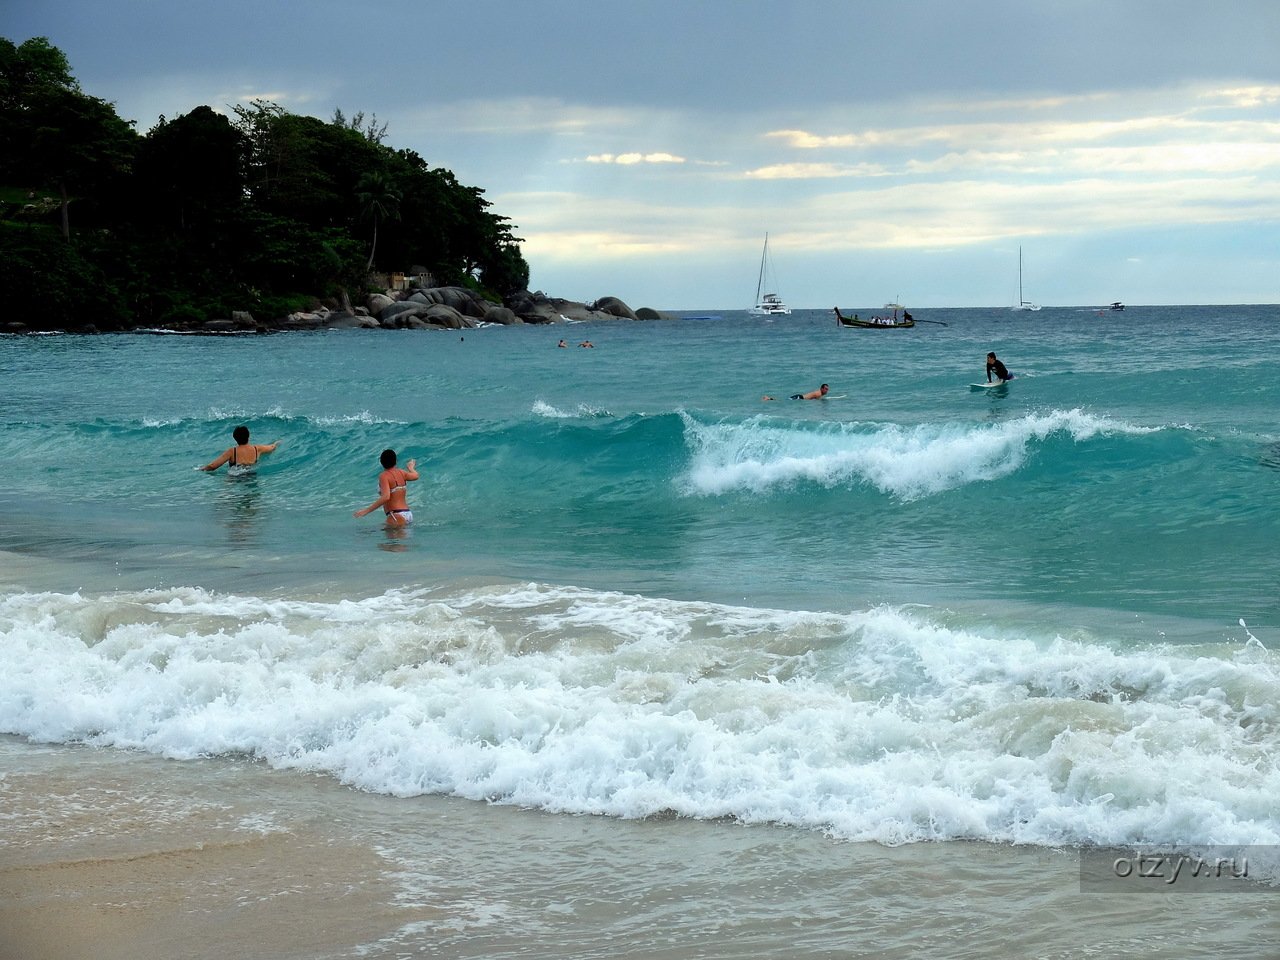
[355,170,400,273]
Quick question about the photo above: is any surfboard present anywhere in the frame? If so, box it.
[823,394,848,400]
[970,380,1009,391]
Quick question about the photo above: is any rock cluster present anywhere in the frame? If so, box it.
[2,286,677,335]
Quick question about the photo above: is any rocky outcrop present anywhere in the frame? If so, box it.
[502,290,644,324]
[18,285,664,336]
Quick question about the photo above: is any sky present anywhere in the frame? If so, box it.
[6,0,1280,309]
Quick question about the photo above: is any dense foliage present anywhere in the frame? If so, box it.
[0,36,530,329]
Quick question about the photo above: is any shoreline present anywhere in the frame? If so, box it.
[3,737,1273,960]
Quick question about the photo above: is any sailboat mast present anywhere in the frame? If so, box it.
[1018,246,1024,304]
[755,233,769,304]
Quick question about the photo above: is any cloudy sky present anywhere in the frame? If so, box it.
[8,0,1280,308]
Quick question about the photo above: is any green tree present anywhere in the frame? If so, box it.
[355,169,400,273]
[135,106,245,232]
[2,36,137,238]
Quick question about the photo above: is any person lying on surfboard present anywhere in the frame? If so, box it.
[986,353,1012,383]
[762,383,829,401]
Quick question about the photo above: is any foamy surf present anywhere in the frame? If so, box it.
[680,409,1164,499]
[2,583,1275,866]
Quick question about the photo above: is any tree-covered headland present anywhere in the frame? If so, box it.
[0,36,533,331]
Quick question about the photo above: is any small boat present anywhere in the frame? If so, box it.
[1109,301,1125,311]
[748,233,791,315]
[834,307,915,329]
[1011,246,1041,311]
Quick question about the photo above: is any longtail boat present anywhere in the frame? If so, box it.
[834,307,915,329]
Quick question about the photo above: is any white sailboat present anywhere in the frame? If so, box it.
[1011,246,1041,312]
[748,233,791,315]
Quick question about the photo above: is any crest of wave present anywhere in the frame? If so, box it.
[681,409,1157,500]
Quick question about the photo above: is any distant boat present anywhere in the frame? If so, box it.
[1011,246,1041,311]
[1109,301,1125,311]
[834,307,915,329]
[748,234,791,315]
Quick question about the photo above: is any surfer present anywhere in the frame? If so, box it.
[763,384,829,401]
[200,425,279,472]
[986,352,1012,383]
[353,449,420,526]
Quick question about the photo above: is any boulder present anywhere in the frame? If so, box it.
[379,301,433,325]
[367,293,395,314]
[556,301,598,322]
[594,296,638,320]
[635,307,678,320]
[433,286,478,312]
[421,304,474,329]
[483,305,521,325]
[231,310,256,328]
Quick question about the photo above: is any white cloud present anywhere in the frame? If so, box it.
[584,152,686,165]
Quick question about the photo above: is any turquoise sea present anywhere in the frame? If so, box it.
[3,305,1279,957]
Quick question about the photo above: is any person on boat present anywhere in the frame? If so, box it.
[902,310,913,322]
[986,352,1013,383]
[200,425,279,473]
[354,449,420,526]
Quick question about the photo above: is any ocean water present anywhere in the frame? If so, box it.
[3,305,1279,955]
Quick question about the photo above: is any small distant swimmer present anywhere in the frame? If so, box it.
[558,339,568,348]
[353,448,419,526]
[986,352,1013,383]
[200,425,279,472]
[578,340,595,348]
[763,383,829,401]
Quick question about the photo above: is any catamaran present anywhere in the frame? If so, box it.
[748,234,791,315]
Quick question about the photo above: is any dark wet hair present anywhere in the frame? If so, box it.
[380,449,397,469]
[987,352,997,359]
[233,425,250,444]
[821,383,829,390]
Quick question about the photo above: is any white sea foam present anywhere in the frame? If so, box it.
[681,409,1160,499]
[531,399,609,419]
[310,411,406,426]
[1,583,1276,863]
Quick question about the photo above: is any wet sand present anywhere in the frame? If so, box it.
[1,738,1274,960]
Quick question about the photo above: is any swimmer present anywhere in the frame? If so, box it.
[353,448,420,526]
[200,425,279,472]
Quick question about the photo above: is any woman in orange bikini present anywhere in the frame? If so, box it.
[353,449,419,525]
[200,425,279,474]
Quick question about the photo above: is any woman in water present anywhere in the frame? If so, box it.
[200,425,279,473]
[353,449,420,526]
